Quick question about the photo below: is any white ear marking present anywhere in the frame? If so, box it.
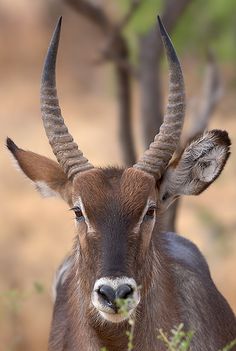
[9,155,58,198]
[35,181,59,198]
[8,152,22,173]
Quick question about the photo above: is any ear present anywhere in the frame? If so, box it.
[6,138,72,204]
[159,130,231,209]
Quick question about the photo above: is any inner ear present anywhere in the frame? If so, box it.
[193,145,229,183]
[183,130,231,191]
[159,129,231,206]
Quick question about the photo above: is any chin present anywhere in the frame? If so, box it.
[99,309,135,323]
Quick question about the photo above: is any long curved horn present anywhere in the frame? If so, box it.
[134,16,185,180]
[40,17,94,180]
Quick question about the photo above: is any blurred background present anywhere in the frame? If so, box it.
[0,0,236,350]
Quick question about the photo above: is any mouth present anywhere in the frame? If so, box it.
[92,298,137,323]
[99,309,135,323]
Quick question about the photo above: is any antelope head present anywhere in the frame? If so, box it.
[7,17,230,323]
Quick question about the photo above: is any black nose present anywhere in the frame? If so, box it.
[116,284,133,299]
[98,285,115,307]
[97,284,133,310]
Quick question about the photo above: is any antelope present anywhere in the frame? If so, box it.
[7,16,236,351]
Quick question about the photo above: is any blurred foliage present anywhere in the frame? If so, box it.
[118,0,162,62]
[220,339,236,351]
[158,324,236,351]
[33,281,45,294]
[118,0,236,61]
[174,0,236,61]
[0,282,45,317]
[0,283,45,351]
[0,289,26,315]
[158,323,194,351]
[192,204,236,256]
[119,0,163,34]
[195,205,226,238]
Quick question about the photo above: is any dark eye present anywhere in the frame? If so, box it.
[144,205,156,220]
[71,206,85,222]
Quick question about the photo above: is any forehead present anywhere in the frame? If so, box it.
[72,167,156,216]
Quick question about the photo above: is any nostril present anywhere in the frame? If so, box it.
[116,284,133,300]
[97,285,116,305]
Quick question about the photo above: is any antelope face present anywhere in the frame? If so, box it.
[72,167,157,323]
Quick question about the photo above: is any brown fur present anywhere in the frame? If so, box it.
[48,167,235,351]
[7,136,236,351]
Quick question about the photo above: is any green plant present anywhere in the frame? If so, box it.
[116,298,135,351]
[100,299,236,351]
[0,282,45,351]
[157,324,236,351]
[219,339,236,351]
[157,323,193,351]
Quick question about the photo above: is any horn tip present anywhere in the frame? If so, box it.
[41,16,62,85]
[157,15,179,64]
[49,16,63,50]
[54,16,62,36]
[157,15,165,37]
[57,16,62,28]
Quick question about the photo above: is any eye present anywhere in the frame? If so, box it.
[70,206,85,222]
[144,205,156,220]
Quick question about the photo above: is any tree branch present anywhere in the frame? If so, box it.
[183,52,222,146]
[65,0,112,32]
[64,0,137,165]
[165,53,222,233]
[116,0,142,33]
[138,0,194,232]
[139,0,192,149]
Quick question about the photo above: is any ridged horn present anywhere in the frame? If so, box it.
[40,17,94,180]
[134,16,185,180]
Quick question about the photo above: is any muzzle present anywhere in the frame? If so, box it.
[91,276,140,323]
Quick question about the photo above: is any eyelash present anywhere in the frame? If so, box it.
[70,206,85,222]
[144,205,156,220]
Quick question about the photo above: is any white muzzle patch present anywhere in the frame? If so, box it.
[91,277,140,323]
